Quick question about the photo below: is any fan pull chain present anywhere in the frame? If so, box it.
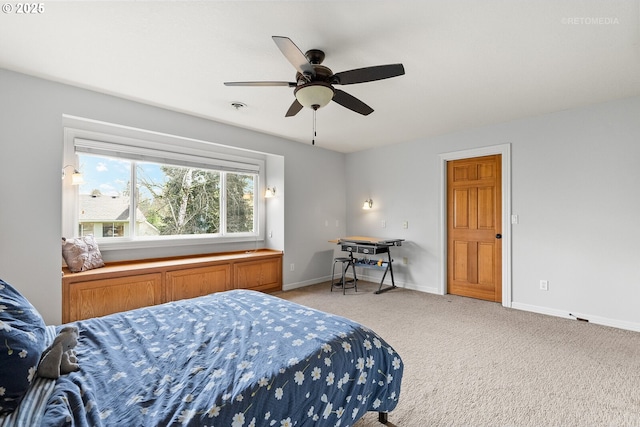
[312,108,317,146]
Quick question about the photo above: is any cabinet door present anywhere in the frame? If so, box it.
[67,273,162,322]
[165,264,231,301]
[234,257,282,292]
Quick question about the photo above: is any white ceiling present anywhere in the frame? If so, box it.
[1,1,639,153]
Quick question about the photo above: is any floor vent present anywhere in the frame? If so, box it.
[569,313,589,322]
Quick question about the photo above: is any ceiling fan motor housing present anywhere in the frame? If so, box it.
[295,64,333,85]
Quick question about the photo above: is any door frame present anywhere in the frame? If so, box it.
[439,143,512,307]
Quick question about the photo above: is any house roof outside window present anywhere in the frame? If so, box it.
[79,194,147,222]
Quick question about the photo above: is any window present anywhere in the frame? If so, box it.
[77,154,256,239]
[63,116,265,250]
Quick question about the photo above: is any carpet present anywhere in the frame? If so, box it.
[277,282,640,426]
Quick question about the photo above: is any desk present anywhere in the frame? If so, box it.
[331,236,405,294]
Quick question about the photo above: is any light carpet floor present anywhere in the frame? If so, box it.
[276,282,640,427]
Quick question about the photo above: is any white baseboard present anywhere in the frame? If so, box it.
[511,302,640,333]
[283,273,440,295]
[282,277,329,292]
[353,272,441,294]
[284,279,640,333]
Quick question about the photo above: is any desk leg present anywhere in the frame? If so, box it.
[375,250,397,294]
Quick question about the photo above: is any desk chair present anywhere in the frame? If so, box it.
[331,255,357,294]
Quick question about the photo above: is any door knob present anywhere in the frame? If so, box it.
[496,234,502,239]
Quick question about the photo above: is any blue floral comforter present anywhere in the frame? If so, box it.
[39,289,403,426]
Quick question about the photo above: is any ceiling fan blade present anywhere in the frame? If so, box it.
[272,36,316,78]
[224,81,296,87]
[332,64,405,85]
[285,99,304,117]
[332,89,374,116]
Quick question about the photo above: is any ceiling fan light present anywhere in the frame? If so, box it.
[294,82,334,109]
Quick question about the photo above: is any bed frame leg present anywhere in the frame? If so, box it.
[378,412,388,424]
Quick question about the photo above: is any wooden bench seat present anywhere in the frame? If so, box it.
[62,249,283,322]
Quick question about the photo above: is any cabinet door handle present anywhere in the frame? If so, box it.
[496,234,502,239]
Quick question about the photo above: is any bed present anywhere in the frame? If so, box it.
[0,280,403,426]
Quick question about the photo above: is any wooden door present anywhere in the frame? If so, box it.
[447,155,502,302]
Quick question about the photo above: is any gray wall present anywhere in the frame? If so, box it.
[345,96,640,331]
[0,69,346,324]
[2,68,639,332]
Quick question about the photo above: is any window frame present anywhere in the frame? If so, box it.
[62,115,266,251]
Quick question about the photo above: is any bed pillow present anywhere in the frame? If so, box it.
[61,235,105,273]
[0,279,47,414]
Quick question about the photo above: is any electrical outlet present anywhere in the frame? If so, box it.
[290,263,295,272]
[402,257,408,265]
[402,221,408,229]
[381,220,386,228]
[540,280,548,291]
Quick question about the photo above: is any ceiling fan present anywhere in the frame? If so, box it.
[224,36,405,117]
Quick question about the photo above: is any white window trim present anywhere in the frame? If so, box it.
[62,115,266,251]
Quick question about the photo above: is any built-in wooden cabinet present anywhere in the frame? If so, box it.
[62,249,283,323]
[166,264,232,302]
[234,256,282,293]
[66,273,163,322]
